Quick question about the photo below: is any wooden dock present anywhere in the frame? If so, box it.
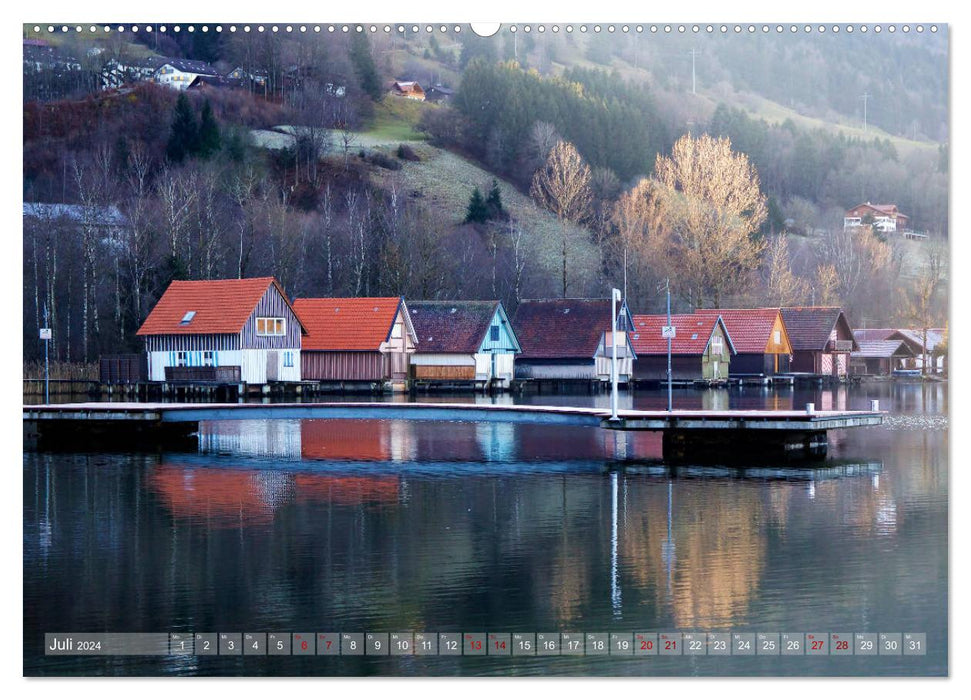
[23,401,883,460]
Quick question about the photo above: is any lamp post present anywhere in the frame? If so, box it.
[665,278,672,412]
[40,304,51,405]
[611,287,622,421]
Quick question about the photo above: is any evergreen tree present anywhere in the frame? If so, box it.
[197,101,221,159]
[465,186,489,224]
[166,94,199,163]
[486,179,505,219]
[350,32,384,101]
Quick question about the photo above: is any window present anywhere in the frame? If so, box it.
[203,351,215,367]
[490,325,500,342]
[391,323,402,339]
[283,351,294,368]
[773,330,781,345]
[712,336,723,355]
[256,317,286,336]
[176,351,188,367]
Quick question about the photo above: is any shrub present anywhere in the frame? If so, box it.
[397,144,421,161]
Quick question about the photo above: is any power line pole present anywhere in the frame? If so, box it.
[862,92,870,132]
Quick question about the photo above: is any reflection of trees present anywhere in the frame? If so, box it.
[622,480,767,628]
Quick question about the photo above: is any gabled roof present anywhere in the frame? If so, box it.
[293,297,416,352]
[188,75,246,90]
[891,328,946,352]
[514,298,631,360]
[136,277,303,336]
[157,58,218,75]
[853,328,896,343]
[694,308,788,354]
[853,328,944,353]
[780,307,858,352]
[848,202,907,218]
[852,340,916,359]
[631,313,735,355]
[409,301,520,354]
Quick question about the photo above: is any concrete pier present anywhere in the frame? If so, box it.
[23,402,883,460]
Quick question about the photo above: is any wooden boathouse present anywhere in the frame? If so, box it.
[781,307,858,378]
[292,297,417,391]
[408,300,521,389]
[694,308,793,377]
[630,313,735,384]
[513,298,636,384]
[136,277,305,385]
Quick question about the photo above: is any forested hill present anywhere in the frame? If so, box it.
[22,26,948,367]
[576,28,948,144]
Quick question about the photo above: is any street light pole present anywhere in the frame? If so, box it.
[43,304,50,405]
[611,287,621,421]
[666,278,672,413]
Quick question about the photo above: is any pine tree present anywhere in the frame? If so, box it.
[486,179,505,219]
[166,93,199,163]
[465,186,489,224]
[350,32,384,101]
[197,100,221,159]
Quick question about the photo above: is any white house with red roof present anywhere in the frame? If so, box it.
[844,202,910,234]
[136,277,305,384]
[292,297,417,389]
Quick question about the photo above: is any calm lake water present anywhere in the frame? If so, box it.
[23,383,948,676]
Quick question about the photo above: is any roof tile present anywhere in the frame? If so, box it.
[293,297,402,351]
[136,277,279,336]
[693,308,783,354]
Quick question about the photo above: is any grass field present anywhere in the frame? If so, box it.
[363,96,430,143]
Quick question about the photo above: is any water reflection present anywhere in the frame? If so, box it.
[23,384,947,676]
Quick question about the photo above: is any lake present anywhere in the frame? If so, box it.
[23,382,948,676]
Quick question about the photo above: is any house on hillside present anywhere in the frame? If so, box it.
[781,307,858,378]
[152,58,218,90]
[630,313,735,383]
[293,297,417,389]
[844,202,911,235]
[424,85,455,103]
[391,80,425,101]
[513,298,636,383]
[850,340,917,376]
[225,66,268,87]
[408,301,521,388]
[188,75,246,91]
[136,277,305,384]
[694,308,793,376]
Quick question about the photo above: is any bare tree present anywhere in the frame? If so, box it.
[647,133,767,308]
[762,234,810,307]
[530,140,593,297]
[901,239,948,375]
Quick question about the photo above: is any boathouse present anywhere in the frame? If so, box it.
[136,277,305,384]
[853,327,946,374]
[850,339,916,376]
[292,297,417,388]
[513,298,635,382]
[781,307,858,377]
[630,313,735,383]
[408,301,521,388]
[694,308,792,376]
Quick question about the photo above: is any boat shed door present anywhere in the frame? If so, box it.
[266,351,279,382]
